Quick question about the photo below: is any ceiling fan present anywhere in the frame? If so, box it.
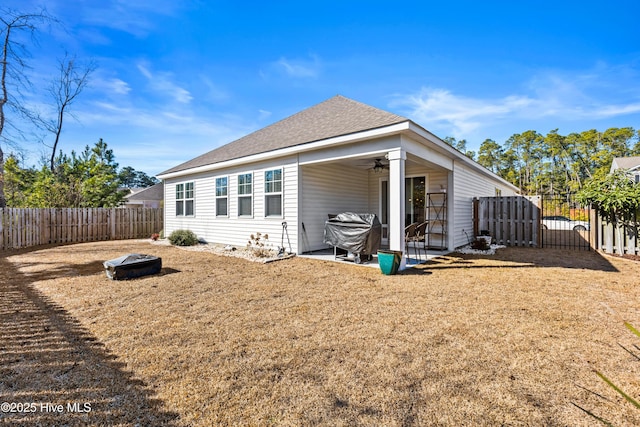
[371,158,387,174]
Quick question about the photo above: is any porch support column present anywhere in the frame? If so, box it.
[388,149,406,270]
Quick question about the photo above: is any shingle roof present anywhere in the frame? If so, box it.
[612,156,640,171]
[159,95,408,175]
[125,183,164,201]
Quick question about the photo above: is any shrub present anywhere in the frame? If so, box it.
[471,238,490,251]
[168,229,199,246]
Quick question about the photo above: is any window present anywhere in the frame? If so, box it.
[495,188,502,197]
[238,173,252,216]
[185,182,194,215]
[265,169,283,217]
[215,177,228,216]
[176,182,194,216]
[175,184,184,216]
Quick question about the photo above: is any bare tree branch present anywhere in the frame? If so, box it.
[0,7,55,207]
[45,53,96,171]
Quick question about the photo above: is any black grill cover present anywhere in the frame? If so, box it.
[104,253,162,280]
[323,212,382,255]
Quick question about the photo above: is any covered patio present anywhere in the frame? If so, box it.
[298,137,454,270]
[298,246,451,269]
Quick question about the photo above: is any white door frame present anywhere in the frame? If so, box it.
[379,172,429,246]
[404,173,429,226]
[379,177,389,245]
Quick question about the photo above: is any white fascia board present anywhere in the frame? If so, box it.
[298,135,402,165]
[402,135,454,171]
[406,122,520,192]
[156,122,411,180]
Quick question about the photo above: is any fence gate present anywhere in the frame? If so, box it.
[474,196,541,247]
[540,194,593,250]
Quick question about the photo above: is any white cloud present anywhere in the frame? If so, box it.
[62,100,252,175]
[200,76,229,102]
[391,88,537,137]
[78,0,185,37]
[80,101,232,137]
[92,77,131,95]
[110,79,131,95]
[273,55,321,78]
[591,103,640,118]
[392,65,640,139]
[258,109,272,121]
[137,62,193,104]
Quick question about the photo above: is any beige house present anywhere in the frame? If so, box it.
[610,156,640,183]
[122,183,164,209]
[157,96,518,267]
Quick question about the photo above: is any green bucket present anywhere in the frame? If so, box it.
[377,250,403,275]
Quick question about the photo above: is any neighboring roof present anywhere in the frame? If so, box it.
[159,95,408,175]
[125,183,164,201]
[611,156,640,172]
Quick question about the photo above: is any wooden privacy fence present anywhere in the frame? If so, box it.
[0,208,163,251]
[473,196,541,247]
[473,194,640,254]
[597,218,640,255]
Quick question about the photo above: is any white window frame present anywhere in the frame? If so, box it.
[176,181,194,216]
[264,168,283,217]
[237,173,253,217]
[185,182,195,216]
[175,183,184,216]
[215,176,228,217]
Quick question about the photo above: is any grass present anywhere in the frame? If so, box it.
[1,240,640,426]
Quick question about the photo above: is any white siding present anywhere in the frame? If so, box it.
[364,160,516,251]
[161,131,517,255]
[451,161,517,248]
[367,164,441,214]
[427,170,447,193]
[367,172,386,215]
[164,156,298,252]
[300,163,369,251]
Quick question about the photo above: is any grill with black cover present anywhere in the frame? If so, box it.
[323,212,381,264]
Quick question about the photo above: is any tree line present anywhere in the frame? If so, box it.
[5,138,158,208]
[444,127,640,195]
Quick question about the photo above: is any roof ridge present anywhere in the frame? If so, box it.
[159,95,409,176]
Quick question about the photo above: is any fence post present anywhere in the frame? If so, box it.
[0,208,4,250]
[110,208,115,240]
[589,208,598,251]
[472,198,479,236]
[535,196,540,248]
[501,197,509,246]
[626,221,636,255]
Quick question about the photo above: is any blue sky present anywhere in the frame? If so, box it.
[3,0,640,177]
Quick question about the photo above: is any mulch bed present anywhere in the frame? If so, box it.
[612,253,640,262]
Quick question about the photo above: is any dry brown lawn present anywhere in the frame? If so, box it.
[1,240,640,426]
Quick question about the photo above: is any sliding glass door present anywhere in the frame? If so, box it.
[380,179,389,244]
[405,176,426,226]
[379,175,427,243]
